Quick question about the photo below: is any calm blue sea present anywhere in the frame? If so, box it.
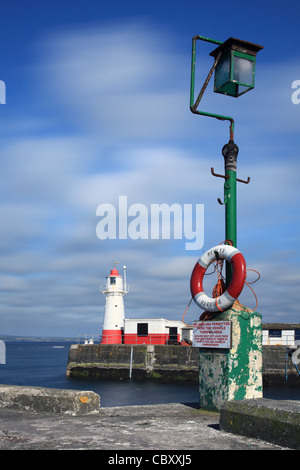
[0,341,299,407]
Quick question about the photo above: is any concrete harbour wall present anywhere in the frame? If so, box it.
[66,344,199,382]
[220,398,300,450]
[263,345,299,384]
[66,343,300,384]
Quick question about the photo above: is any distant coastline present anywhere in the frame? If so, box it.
[0,335,77,342]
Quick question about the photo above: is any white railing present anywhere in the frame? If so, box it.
[76,334,191,345]
[262,335,296,346]
[76,335,101,344]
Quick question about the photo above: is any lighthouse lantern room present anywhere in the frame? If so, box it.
[101,264,128,344]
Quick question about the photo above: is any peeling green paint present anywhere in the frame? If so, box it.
[198,302,263,411]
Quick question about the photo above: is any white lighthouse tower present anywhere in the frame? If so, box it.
[101,264,128,344]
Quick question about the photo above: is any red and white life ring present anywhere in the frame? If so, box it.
[190,244,246,312]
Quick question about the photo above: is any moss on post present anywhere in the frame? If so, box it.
[198,301,263,411]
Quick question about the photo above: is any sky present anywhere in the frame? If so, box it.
[0,0,299,337]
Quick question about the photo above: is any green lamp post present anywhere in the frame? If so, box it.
[190,35,263,283]
[190,37,264,411]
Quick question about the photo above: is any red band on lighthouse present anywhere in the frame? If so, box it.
[102,329,123,344]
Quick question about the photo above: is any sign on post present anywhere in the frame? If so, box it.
[193,321,231,348]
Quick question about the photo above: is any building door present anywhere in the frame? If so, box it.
[137,323,148,337]
[169,327,178,343]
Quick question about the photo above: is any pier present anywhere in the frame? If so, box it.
[66,343,300,385]
[0,387,298,450]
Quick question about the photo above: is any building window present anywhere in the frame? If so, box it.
[110,277,116,285]
[137,323,148,337]
[269,329,281,338]
[182,329,190,341]
[169,327,178,342]
[295,329,300,342]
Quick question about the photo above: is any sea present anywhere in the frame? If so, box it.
[0,341,299,407]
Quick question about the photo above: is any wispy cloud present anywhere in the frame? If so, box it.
[0,20,299,336]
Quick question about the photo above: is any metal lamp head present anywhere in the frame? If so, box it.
[210,38,263,97]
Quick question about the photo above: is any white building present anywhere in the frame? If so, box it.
[262,323,300,347]
[123,318,193,345]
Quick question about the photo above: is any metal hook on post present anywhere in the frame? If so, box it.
[211,167,250,204]
[217,196,227,206]
[211,168,229,204]
[236,176,250,184]
[211,167,229,180]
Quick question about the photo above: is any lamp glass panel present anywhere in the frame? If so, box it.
[237,84,249,96]
[215,55,231,90]
[233,56,254,86]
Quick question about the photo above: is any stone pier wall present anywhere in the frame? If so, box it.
[66,343,300,384]
[263,345,299,384]
[66,343,199,382]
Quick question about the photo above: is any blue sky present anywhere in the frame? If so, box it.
[0,0,299,337]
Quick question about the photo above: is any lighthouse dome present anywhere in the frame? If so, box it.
[109,267,121,277]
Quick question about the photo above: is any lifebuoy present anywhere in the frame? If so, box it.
[190,244,246,312]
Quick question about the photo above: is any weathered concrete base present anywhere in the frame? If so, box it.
[220,398,300,449]
[0,402,289,450]
[198,304,263,410]
[0,385,100,416]
[67,344,199,382]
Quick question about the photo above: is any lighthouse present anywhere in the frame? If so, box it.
[101,264,128,344]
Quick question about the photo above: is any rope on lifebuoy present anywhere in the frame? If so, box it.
[190,244,246,312]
